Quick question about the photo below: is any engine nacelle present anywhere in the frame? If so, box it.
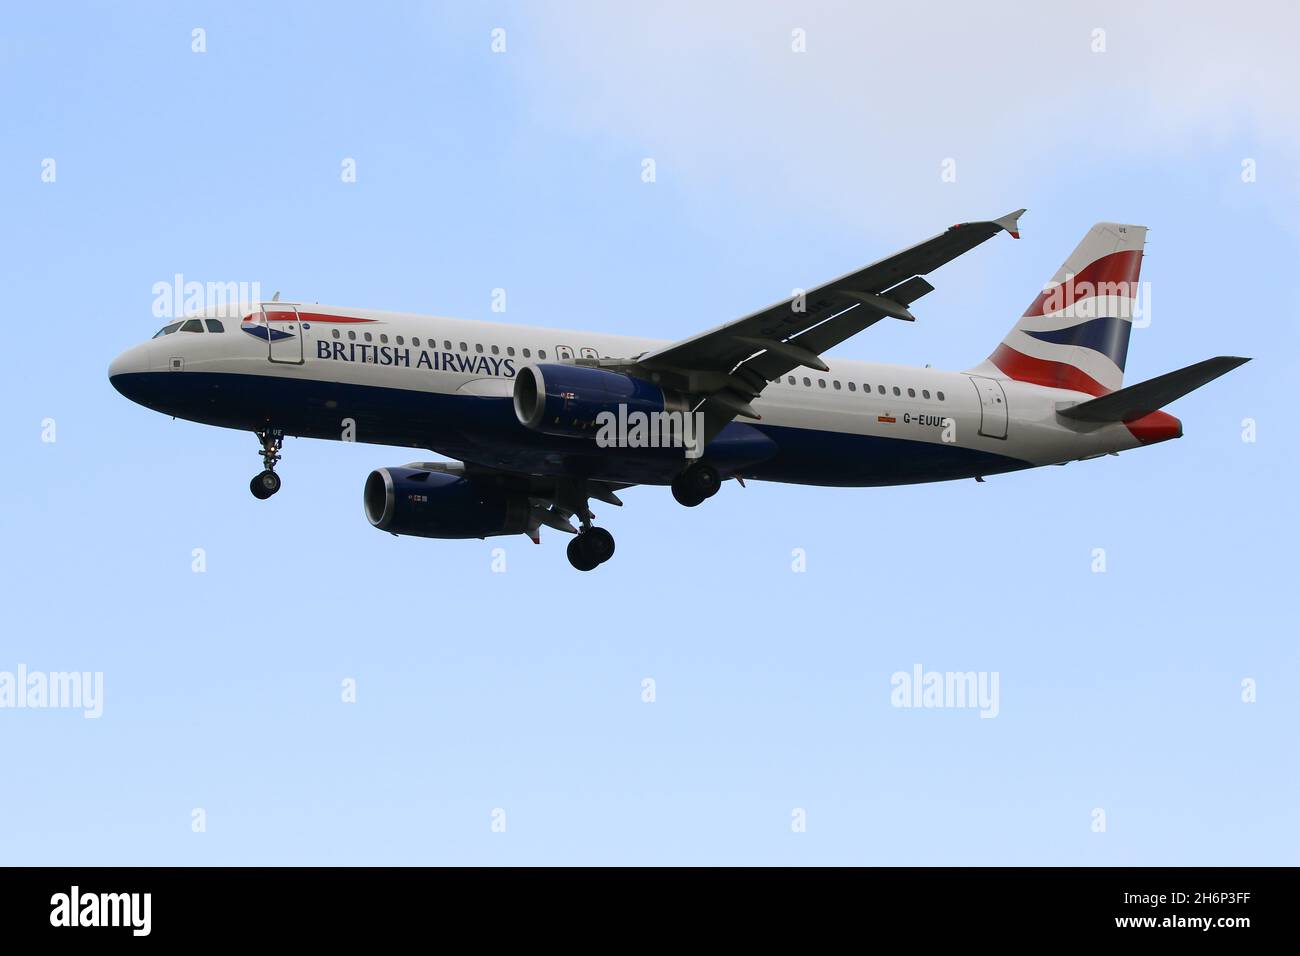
[364,467,529,539]
[513,363,688,438]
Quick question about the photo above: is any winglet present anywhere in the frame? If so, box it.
[992,208,1027,239]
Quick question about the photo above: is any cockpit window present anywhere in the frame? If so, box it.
[152,321,182,338]
[204,319,225,333]
[180,319,204,333]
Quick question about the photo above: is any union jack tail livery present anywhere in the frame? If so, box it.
[978,222,1147,396]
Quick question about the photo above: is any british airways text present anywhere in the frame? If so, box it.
[316,340,516,377]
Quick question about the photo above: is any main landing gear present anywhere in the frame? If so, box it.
[558,477,616,571]
[566,526,615,572]
[563,462,719,569]
[671,460,720,507]
[250,428,283,500]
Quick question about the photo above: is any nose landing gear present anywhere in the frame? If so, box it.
[250,429,284,499]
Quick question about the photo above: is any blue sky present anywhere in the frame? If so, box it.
[1,1,1295,864]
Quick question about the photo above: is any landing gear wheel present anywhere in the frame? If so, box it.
[250,469,281,499]
[251,428,284,501]
[671,461,720,507]
[567,527,616,571]
[582,526,616,564]
[671,479,704,507]
[567,535,599,571]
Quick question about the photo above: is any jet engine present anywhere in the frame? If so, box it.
[512,363,689,438]
[364,466,530,539]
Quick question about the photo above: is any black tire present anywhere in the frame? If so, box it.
[671,476,705,507]
[566,535,599,571]
[687,462,721,499]
[672,462,719,507]
[582,527,616,564]
[250,470,280,499]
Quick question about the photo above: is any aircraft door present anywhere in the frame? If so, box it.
[262,303,305,365]
[970,376,1008,439]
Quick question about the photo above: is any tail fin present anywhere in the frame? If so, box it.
[972,222,1147,395]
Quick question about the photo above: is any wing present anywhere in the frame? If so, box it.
[630,209,1025,438]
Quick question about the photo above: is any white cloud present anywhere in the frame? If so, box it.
[518,1,1300,226]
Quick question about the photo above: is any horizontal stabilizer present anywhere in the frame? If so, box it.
[1058,356,1250,423]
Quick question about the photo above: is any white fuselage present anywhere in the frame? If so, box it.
[109,303,1163,488]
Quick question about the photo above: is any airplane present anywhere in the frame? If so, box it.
[109,211,1248,570]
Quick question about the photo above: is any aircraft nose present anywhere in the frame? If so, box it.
[108,344,150,398]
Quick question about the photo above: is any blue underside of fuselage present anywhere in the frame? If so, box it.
[109,371,1031,487]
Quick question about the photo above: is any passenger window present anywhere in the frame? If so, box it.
[878,385,885,394]
[475,343,483,353]
[412,337,420,347]
[539,350,547,359]
[848,382,856,392]
[459,342,467,351]
[396,335,404,345]
[922,389,930,399]
[579,347,598,360]
[380,334,389,344]
[204,319,225,333]
[444,340,451,350]
[787,376,796,385]
[153,322,182,338]
[348,331,356,340]
[892,386,900,396]
[803,377,811,387]
[364,332,373,342]
[555,345,574,361]
[907,388,916,398]
[507,347,515,356]
[523,348,531,358]
[491,345,499,355]
[833,380,841,390]
[180,319,203,333]
[332,329,340,339]
[937,391,945,401]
